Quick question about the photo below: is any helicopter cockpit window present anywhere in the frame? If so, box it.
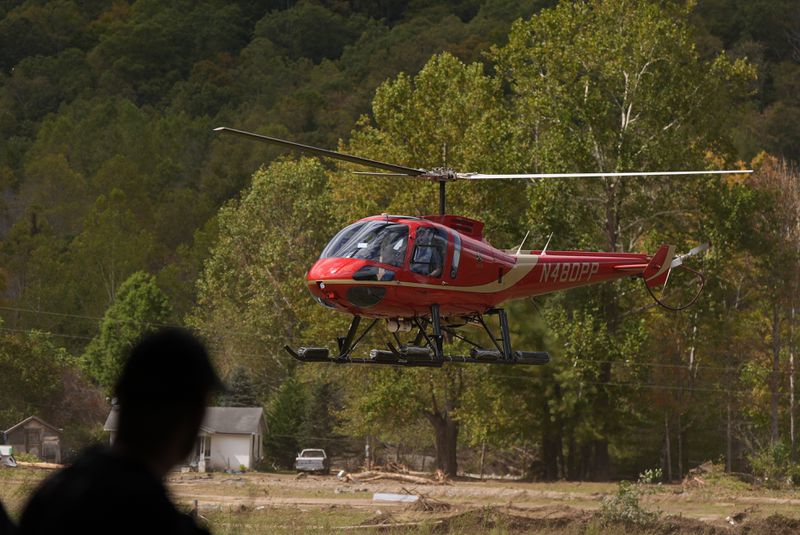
[451,232,461,279]
[411,226,447,278]
[320,221,409,268]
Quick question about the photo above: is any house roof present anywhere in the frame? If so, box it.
[4,416,61,435]
[104,406,265,435]
[200,407,264,435]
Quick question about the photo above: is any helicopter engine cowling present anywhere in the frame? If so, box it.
[386,318,413,333]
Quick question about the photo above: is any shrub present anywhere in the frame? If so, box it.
[599,480,660,527]
[637,468,663,485]
[748,441,800,489]
[14,452,42,463]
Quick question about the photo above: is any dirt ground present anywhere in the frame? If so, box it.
[4,467,800,533]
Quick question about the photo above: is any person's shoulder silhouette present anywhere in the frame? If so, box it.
[0,499,15,535]
[18,328,223,535]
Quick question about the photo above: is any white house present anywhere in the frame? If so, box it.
[104,406,266,472]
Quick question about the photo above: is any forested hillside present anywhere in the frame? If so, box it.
[1,0,799,481]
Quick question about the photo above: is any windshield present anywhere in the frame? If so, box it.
[320,221,408,268]
[301,450,325,458]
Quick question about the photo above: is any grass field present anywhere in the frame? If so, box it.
[4,467,800,533]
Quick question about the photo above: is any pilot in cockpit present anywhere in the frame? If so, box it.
[377,226,407,268]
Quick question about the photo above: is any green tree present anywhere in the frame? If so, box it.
[70,189,156,309]
[89,0,250,105]
[299,380,342,455]
[0,326,70,429]
[0,213,78,337]
[483,0,755,479]
[253,2,369,63]
[0,324,106,455]
[0,1,87,72]
[264,375,307,469]
[218,366,259,407]
[344,51,521,243]
[82,271,172,389]
[192,157,337,382]
[337,52,514,476]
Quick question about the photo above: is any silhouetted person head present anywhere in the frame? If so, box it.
[113,327,222,477]
[18,327,219,535]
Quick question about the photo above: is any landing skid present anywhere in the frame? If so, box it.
[284,306,550,367]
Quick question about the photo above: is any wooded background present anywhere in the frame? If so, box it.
[1,0,799,482]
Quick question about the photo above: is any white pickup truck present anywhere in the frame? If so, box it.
[294,449,330,474]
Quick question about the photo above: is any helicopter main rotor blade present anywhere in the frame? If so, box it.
[459,169,753,180]
[214,127,425,176]
[352,171,413,177]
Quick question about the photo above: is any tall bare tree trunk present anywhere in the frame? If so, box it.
[586,178,621,482]
[727,397,733,473]
[771,303,781,445]
[677,412,683,478]
[479,441,486,481]
[664,411,672,482]
[791,304,796,460]
[593,360,612,481]
[541,407,561,480]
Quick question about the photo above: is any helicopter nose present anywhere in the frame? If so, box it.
[307,259,392,309]
[344,285,386,308]
[307,258,351,282]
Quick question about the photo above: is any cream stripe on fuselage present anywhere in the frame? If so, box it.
[314,254,539,294]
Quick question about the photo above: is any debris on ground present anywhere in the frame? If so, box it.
[683,475,707,488]
[334,486,368,494]
[346,470,451,485]
[741,513,800,535]
[337,470,354,482]
[726,506,758,526]
[682,461,713,488]
[377,460,409,473]
[406,491,451,513]
[15,461,62,470]
[358,509,398,526]
[373,492,419,503]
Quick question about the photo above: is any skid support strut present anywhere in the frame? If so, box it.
[430,304,444,360]
[337,316,361,357]
[497,308,513,361]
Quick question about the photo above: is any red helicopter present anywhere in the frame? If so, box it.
[215,127,750,367]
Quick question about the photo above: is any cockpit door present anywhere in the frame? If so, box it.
[410,226,448,278]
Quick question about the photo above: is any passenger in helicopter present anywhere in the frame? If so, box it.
[411,227,444,277]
